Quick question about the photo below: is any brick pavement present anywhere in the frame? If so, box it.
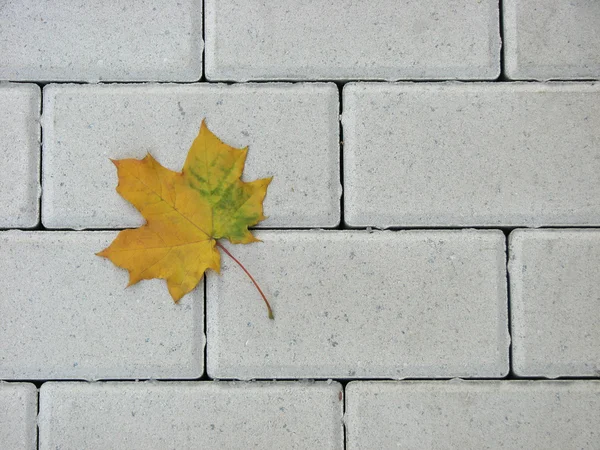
[1,1,598,448]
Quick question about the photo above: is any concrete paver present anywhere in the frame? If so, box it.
[0,0,203,82]
[504,0,600,80]
[0,84,40,228]
[39,381,343,450]
[343,82,600,227]
[205,0,500,81]
[42,83,340,229]
[346,380,600,450]
[509,229,600,377]
[207,230,509,379]
[0,383,37,450]
[0,231,203,380]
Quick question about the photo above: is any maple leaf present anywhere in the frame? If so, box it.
[97,120,274,319]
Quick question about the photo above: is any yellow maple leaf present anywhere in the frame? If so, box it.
[97,120,274,318]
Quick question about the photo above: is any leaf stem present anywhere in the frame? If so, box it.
[216,241,274,320]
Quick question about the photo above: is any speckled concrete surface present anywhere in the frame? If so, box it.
[0,231,203,380]
[0,382,37,450]
[509,229,600,377]
[205,0,500,81]
[207,230,509,379]
[346,380,600,450]
[0,0,203,82]
[343,82,600,228]
[41,83,340,229]
[39,381,343,450]
[504,0,600,80]
[0,84,40,228]
[1,1,599,447]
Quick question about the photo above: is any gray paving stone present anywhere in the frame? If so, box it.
[343,82,600,228]
[509,229,600,377]
[206,230,509,379]
[205,0,500,81]
[0,84,40,228]
[504,0,600,80]
[42,83,340,229]
[0,383,37,450]
[0,231,203,380]
[0,0,202,82]
[345,380,600,450]
[39,381,343,450]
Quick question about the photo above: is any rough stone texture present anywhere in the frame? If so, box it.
[39,381,343,450]
[42,83,340,229]
[504,0,600,80]
[345,380,600,450]
[207,230,508,379]
[0,0,203,82]
[509,229,600,377]
[205,0,500,81]
[0,383,37,450]
[0,84,40,228]
[0,231,203,380]
[343,82,600,228]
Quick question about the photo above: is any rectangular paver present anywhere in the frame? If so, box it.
[0,383,37,450]
[205,0,500,81]
[0,0,202,82]
[346,381,600,450]
[0,231,203,380]
[207,230,509,379]
[343,82,600,227]
[39,381,343,450]
[509,229,600,377]
[504,0,600,80]
[0,84,40,228]
[42,83,340,229]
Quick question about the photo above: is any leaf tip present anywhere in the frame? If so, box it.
[143,152,158,164]
[126,274,141,289]
[167,283,186,303]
